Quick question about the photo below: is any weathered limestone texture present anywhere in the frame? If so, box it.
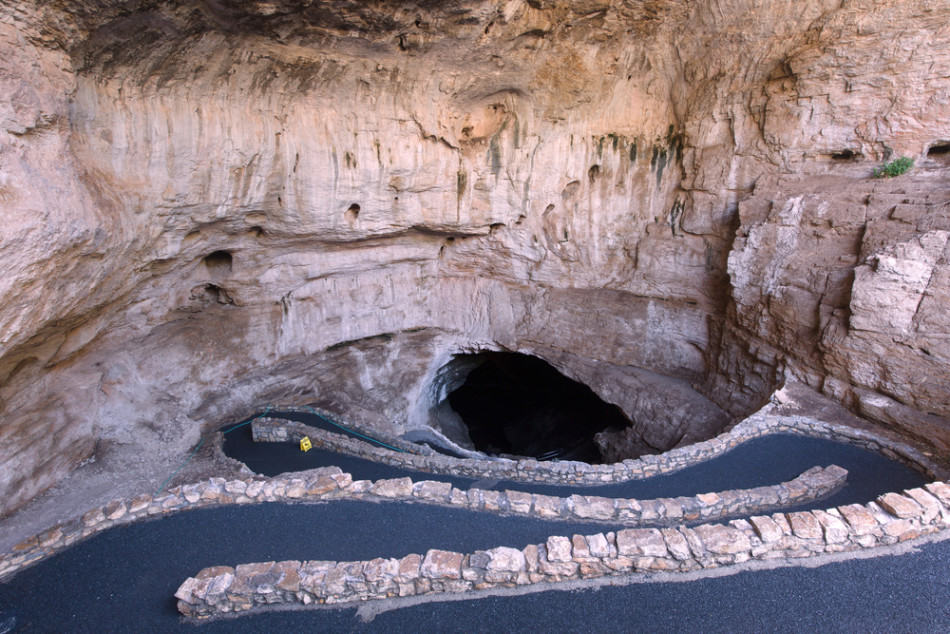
[1,0,950,516]
[725,174,950,452]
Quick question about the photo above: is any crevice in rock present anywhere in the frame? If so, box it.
[588,164,601,183]
[828,149,862,161]
[927,141,950,164]
[189,283,234,306]
[202,251,233,276]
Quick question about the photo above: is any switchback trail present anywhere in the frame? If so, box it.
[0,430,940,631]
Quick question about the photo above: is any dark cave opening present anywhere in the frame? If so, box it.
[203,250,233,275]
[829,149,861,161]
[446,351,631,463]
[928,141,950,164]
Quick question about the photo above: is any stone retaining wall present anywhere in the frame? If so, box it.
[251,404,947,485]
[0,462,846,582]
[176,481,950,619]
[3,402,944,593]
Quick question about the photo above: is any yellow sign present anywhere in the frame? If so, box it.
[299,436,313,452]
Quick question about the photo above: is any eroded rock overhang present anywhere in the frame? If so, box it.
[1,0,949,516]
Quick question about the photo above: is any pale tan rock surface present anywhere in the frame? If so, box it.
[1,0,949,516]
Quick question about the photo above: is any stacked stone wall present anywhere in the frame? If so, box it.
[175,482,950,618]
[250,404,946,483]
[4,403,948,618]
[0,463,845,582]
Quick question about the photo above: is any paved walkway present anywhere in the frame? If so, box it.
[0,432,944,631]
[225,426,926,507]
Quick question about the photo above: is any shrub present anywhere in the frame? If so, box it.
[873,156,914,178]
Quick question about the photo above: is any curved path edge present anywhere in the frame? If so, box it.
[3,392,939,584]
[251,400,947,486]
[176,481,950,620]
[0,463,846,583]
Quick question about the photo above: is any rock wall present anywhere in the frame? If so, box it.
[1,0,950,516]
[726,173,950,454]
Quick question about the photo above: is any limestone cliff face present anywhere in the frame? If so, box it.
[1,0,949,516]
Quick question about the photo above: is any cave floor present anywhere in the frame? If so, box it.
[0,434,244,555]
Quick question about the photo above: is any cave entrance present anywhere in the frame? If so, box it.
[444,351,630,463]
[928,141,950,165]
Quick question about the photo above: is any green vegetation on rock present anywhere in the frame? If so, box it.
[873,156,914,178]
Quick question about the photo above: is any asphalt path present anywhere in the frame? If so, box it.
[224,424,927,510]
[205,538,950,633]
[0,429,941,632]
[346,538,950,633]
[1,501,948,632]
[0,502,617,632]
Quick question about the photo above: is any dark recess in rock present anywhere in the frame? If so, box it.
[202,250,233,275]
[829,149,861,161]
[447,351,630,463]
[928,141,950,163]
[191,283,233,306]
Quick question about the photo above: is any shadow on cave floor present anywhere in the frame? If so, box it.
[444,352,632,463]
[223,422,927,509]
